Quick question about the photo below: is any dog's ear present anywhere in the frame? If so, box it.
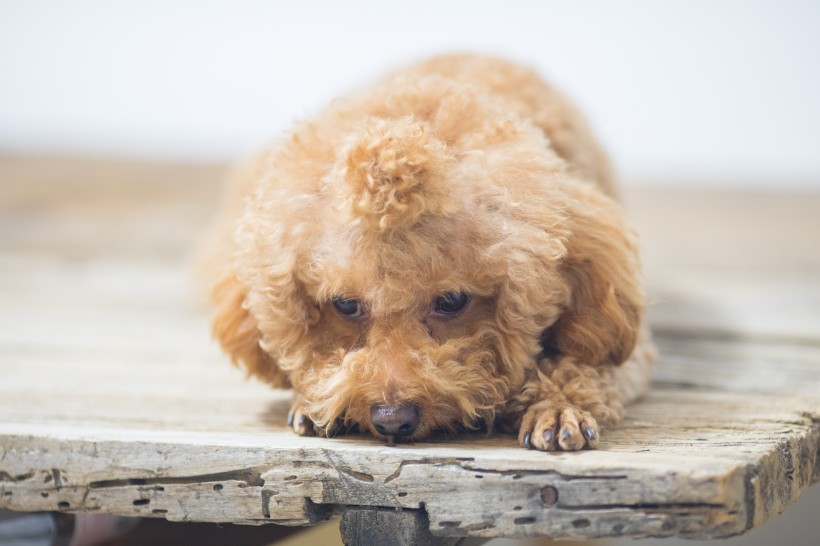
[540,186,644,367]
[209,268,290,388]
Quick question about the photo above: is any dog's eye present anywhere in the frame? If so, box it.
[433,292,470,315]
[332,296,364,319]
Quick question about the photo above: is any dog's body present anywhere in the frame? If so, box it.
[207,55,655,451]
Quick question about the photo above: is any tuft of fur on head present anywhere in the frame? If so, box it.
[330,116,457,231]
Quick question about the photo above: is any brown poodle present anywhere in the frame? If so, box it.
[206,54,655,451]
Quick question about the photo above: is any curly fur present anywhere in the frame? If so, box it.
[205,54,656,450]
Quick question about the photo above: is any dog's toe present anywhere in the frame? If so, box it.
[288,401,315,436]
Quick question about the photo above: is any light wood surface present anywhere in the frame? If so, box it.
[0,155,817,541]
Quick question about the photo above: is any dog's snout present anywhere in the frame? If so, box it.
[370,403,420,437]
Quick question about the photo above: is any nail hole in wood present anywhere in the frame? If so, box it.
[540,485,558,506]
[58,502,70,509]
[133,499,150,506]
[572,518,591,528]
[514,517,536,525]
[213,484,223,491]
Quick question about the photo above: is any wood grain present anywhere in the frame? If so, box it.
[0,155,817,540]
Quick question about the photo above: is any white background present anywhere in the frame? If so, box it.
[2,1,819,188]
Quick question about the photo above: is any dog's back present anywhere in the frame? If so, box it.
[403,54,616,197]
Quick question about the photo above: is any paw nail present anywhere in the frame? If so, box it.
[287,412,294,427]
[544,430,553,443]
[523,431,532,449]
[584,427,596,440]
[560,428,571,441]
[298,415,308,427]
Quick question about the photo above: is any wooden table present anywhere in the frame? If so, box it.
[0,155,817,544]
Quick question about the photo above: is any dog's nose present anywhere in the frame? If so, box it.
[370,403,420,437]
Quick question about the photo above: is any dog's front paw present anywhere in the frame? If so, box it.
[287,400,315,436]
[518,400,600,451]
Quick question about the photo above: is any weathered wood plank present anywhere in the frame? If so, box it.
[0,156,818,540]
[0,377,815,539]
[624,186,820,342]
[652,335,820,397]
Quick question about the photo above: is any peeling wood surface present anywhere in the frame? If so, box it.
[0,155,818,540]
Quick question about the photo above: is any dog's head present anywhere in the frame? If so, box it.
[211,83,643,441]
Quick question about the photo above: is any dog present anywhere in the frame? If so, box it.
[206,54,655,451]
